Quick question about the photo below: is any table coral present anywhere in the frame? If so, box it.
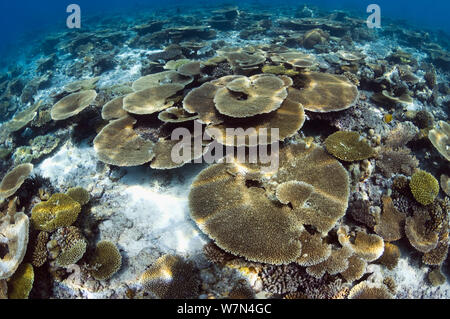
[325,131,375,162]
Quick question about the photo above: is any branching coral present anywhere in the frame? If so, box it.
[140,254,199,299]
[49,226,87,267]
[376,147,419,177]
[31,193,81,232]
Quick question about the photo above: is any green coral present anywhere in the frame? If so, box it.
[7,263,34,299]
[66,187,90,206]
[325,131,375,162]
[90,241,122,280]
[262,64,299,76]
[31,193,81,232]
[409,170,439,206]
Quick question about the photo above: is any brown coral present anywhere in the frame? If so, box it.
[428,121,449,161]
[374,196,406,242]
[189,142,350,265]
[93,116,155,167]
[213,74,289,118]
[51,90,97,120]
[101,96,128,121]
[348,281,393,299]
[90,241,122,280]
[31,231,49,267]
[0,163,33,200]
[405,208,439,253]
[288,72,358,112]
[123,84,184,115]
[375,242,400,270]
[140,254,199,299]
[325,131,375,162]
[132,71,193,92]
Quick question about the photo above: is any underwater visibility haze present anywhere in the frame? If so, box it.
[0,0,449,300]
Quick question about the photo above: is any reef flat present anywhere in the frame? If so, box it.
[0,3,449,299]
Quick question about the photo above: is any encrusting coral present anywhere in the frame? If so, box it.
[325,131,375,162]
[51,90,97,121]
[89,241,122,280]
[409,170,440,206]
[31,193,81,232]
[0,163,33,200]
[189,141,350,265]
[6,263,34,299]
[140,254,199,299]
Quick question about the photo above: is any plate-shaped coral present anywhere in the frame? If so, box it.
[325,131,375,162]
[289,72,358,112]
[429,121,450,161]
[0,163,33,200]
[188,141,350,264]
[51,90,97,121]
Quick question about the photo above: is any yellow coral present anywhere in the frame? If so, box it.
[409,170,439,205]
[31,193,81,232]
[7,263,34,299]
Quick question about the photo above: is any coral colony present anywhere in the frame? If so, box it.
[0,3,449,300]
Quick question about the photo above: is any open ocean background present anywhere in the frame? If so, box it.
[0,0,449,60]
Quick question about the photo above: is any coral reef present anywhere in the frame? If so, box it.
[89,241,122,280]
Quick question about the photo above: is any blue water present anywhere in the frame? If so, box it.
[0,0,449,59]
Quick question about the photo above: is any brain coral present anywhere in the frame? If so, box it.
[428,121,450,161]
[325,131,375,162]
[51,90,97,121]
[288,72,358,112]
[409,170,439,206]
[189,141,350,264]
[123,83,184,115]
[31,193,81,232]
[140,254,200,299]
[7,263,34,299]
[0,163,33,200]
[213,74,289,118]
[0,211,29,280]
[90,241,122,280]
[93,116,155,167]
